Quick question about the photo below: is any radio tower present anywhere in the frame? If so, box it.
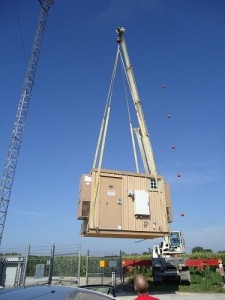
[0,0,53,245]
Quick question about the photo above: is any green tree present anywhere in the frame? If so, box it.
[192,246,204,253]
[204,249,213,253]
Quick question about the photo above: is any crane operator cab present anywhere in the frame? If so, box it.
[153,231,186,258]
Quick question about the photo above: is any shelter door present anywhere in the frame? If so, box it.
[99,176,122,229]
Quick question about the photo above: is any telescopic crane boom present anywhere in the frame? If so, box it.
[0,0,53,246]
[116,27,157,176]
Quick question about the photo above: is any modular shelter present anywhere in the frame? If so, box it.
[77,168,173,239]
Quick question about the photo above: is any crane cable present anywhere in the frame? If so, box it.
[88,46,120,229]
[159,86,225,244]
[119,50,140,173]
[166,113,225,232]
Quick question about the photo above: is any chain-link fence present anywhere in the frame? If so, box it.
[0,245,124,289]
[0,244,81,288]
[51,244,81,286]
[84,250,123,286]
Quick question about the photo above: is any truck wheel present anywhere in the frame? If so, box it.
[180,280,190,286]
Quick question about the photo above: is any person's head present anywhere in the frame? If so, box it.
[134,274,149,295]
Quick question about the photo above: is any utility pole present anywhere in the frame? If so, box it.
[0,0,53,245]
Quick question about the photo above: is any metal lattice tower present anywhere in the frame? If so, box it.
[0,0,53,245]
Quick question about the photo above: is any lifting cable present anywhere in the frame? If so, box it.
[159,88,225,244]
[166,112,225,234]
[92,46,120,169]
[88,46,120,228]
[119,50,140,173]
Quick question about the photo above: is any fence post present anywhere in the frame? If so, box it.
[77,247,81,286]
[22,245,31,287]
[101,271,103,285]
[14,254,22,287]
[85,250,89,285]
[120,250,123,283]
[48,243,55,285]
[112,271,116,286]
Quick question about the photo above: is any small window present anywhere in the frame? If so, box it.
[149,178,157,190]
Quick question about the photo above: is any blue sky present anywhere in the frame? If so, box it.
[0,0,224,254]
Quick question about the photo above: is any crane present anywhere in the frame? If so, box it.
[77,27,190,284]
[116,27,185,249]
[116,27,190,284]
[0,0,53,246]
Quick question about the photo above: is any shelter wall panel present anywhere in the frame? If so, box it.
[79,169,169,238]
[77,174,92,220]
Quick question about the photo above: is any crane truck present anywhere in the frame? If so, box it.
[116,27,190,284]
[78,27,190,284]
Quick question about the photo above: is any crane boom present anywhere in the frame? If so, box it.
[0,0,53,246]
[116,27,157,176]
